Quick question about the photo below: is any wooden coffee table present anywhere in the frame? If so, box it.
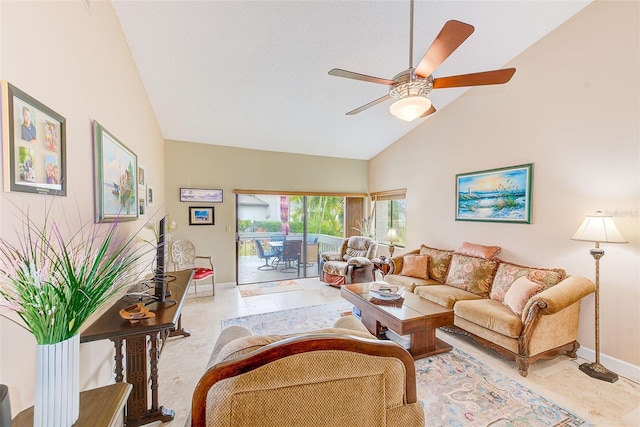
[341,282,454,359]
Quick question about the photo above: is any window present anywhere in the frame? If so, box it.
[372,189,406,248]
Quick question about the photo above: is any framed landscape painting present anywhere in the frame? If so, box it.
[189,206,214,225]
[180,188,223,203]
[1,81,66,195]
[93,121,138,222]
[456,163,533,223]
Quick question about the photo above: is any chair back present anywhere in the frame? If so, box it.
[171,239,197,270]
[283,240,301,260]
[255,239,267,258]
[0,384,10,427]
[305,242,319,264]
[191,334,424,427]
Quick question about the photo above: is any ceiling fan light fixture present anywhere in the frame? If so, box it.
[389,95,432,122]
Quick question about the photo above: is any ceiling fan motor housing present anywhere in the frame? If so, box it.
[389,70,433,100]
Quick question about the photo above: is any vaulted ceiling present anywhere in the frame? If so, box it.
[112,1,591,160]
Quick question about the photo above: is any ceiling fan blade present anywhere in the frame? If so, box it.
[419,105,437,118]
[433,68,516,88]
[414,20,474,78]
[329,69,396,86]
[345,94,391,115]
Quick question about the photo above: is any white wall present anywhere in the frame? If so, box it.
[0,1,165,415]
[369,1,639,369]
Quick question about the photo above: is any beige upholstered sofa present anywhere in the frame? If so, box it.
[383,242,595,377]
[319,236,378,286]
[190,315,424,427]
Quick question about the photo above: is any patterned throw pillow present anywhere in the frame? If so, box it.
[503,276,545,316]
[444,254,499,297]
[400,254,429,279]
[419,245,454,283]
[490,261,566,302]
[455,241,501,259]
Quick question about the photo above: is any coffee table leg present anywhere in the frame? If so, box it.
[409,329,452,359]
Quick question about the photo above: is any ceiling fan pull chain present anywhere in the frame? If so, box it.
[409,0,414,69]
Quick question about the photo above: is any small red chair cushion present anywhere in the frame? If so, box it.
[194,268,214,280]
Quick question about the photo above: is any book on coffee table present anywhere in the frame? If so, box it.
[368,282,404,300]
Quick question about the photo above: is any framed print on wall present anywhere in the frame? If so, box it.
[147,185,154,207]
[455,163,533,224]
[189,206,214,225]
[1,81,66,195]
[93,121,138,222]
[180,187,223,203]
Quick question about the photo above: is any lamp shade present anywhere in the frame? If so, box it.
[571,211,628,243]
[386,228,398,243]
[389,96,431,122]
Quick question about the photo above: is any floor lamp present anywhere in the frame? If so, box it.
[571,211,628,382]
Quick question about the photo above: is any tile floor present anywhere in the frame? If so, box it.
[151,278,640,427]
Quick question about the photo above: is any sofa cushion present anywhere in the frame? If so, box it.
[400,254,429,279]
[413,285,482,309]
[490,261,567,302]
[454,299,523,338]
[444,254,499,297]
[419,245,454,283]
[503,276,545,315]
[455,241,501,259]
[384,274,438,292]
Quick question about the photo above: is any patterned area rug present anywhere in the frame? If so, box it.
[238,280,302,297]
[222,302,591,427]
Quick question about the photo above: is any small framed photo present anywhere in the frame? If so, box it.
[137,163,146,186]
[189,206,214,225]
[93,120,138,222]
[456,163,533,224]
[138,196,146,216]
[147,185,154,207]
[1,81,66,195]
[180,187,223,203]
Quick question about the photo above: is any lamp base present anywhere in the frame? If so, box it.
[579,362,618,383]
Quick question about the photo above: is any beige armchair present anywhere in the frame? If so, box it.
[319,236,378,286]
[191,316,424,427]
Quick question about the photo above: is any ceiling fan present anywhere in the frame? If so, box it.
[328,0,516,122]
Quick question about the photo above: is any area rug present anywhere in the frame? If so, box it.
[222,302,592,427]
[238,280,303,297]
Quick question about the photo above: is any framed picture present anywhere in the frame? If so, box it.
[180,187,223,203]
[455,163,533,223]
[138,196,146,216]
[93,120,138,222]
[147,185,154,207]
[1,81,66,195]
[189,206,214,225]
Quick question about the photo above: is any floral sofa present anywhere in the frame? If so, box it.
[383,242,596,376]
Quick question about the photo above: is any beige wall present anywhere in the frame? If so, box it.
[370,1,639,369]
[0,1,165,415]
[164,140,368,283]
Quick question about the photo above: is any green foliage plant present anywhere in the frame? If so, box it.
[0,209,152,344]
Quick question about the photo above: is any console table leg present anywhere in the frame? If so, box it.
[149,333,160,412]
[112,339,124,383]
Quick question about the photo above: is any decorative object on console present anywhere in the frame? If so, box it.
[571,211,628,383]
[386,227,398,256]
[0,208,150,426]
[93,120,138,222]
[328,0,515,122]
[1,81,66,196]
[456,163,533,223]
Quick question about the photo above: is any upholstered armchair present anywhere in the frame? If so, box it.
[319,236,379,286]
[190,315,425,427]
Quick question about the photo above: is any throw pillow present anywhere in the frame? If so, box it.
[489,261,566,302]
[419,245,454,283]
[444,254,499,297]
[503,276,545,316]
[400,254,429,279]
[455,241,501,259]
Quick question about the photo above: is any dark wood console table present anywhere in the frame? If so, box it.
[81,269,193,426]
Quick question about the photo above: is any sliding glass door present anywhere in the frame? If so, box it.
[236,193,348,285]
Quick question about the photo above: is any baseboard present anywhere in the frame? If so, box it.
[576,347,640,383]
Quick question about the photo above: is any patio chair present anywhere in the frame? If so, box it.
[255,239,278,271]
[170,239,216,295]
[281,240,301,276]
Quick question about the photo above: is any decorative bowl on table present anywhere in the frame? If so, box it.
[368,282,403,300]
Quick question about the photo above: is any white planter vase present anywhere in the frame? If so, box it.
[35,334,80,426]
